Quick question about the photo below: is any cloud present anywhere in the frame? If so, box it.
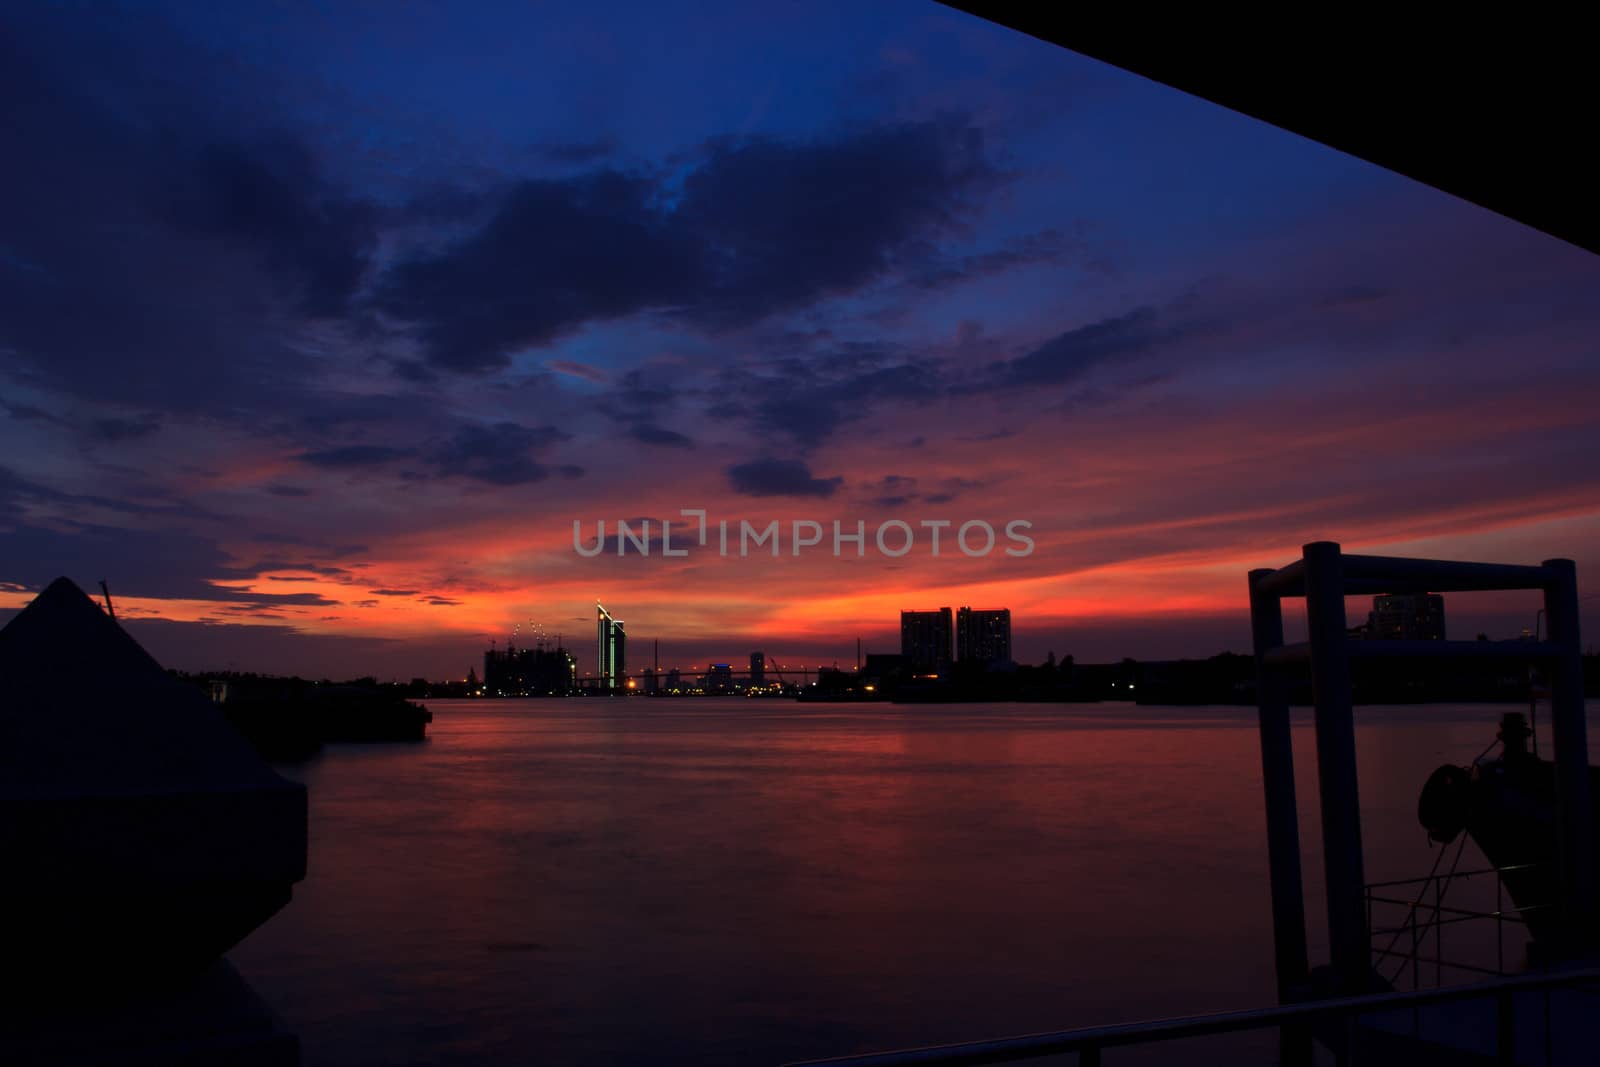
[291,421,574,486]
[88,415,162,442]
[726,458,843,498]
[369,588,420,597]
[548,359,611,384]
[0,517,342,606]
[532,139,617,165]
[3,402,61,424]
[628,423,694,448]
[991,308,1165,388]
[375,171,705,372]
[298,444,413,468]
[906,227,1080,290]
[0,10,376,413]
[707,345,944,449]
[675,117,997,327]
[374,118,997,372]
[426,421,571,486]
[158,135,377,318]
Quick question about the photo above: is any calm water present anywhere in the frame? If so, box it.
[229,699,1600,1066]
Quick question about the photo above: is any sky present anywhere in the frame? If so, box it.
[2,0,1598,681]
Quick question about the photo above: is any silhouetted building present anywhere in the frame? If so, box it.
[706,663,733,694]
[956,607,1012,666]
[666,668,682,691]
[1364,593,1446,641]
[750,651,766,686]
[485,637,577,696]
[643,667,658,694]
[901,608,953,675]
[597,602,626,690]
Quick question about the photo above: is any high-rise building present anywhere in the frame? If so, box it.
[707,663,733,694]
[956,607,1012,666]
[901,608,953,675]
[750,651,766,687]
[484,637,576,696]
[1365,593,1446,641]
[596,602,626,690]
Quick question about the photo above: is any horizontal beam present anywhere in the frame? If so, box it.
[1348,638,1560,659]
[1262,638,1559,669]
[1340,554,1554,593]
[781,968,1600,1066]
[1250,552,1556,601]
[1250,560,1305,598]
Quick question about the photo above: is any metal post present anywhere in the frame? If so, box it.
[1303,541,1371,993]
[1249,569,1310,1002]
[1542,558,1593,951]
[1497,989,1516,1065]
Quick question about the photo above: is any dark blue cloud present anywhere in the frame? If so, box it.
[675,118,997,327]
[89,415,162,442]
[376,172,706,372]
[726,458,843,498]
[0,7,373,414]
[298,445,413,469]
[0,518,338,606]
[291,421,574,486]
[708,345,943,449]
[993,308,1164,387]
[427,421,571,486]
[906,228,1081,290]
[628,423,695,448]
[533,139,618,165]
[374,118,997,373]
[157,135,377,318]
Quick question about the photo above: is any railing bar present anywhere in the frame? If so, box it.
[1369,911,1531,935]
[1496,990,1514,1066]
[1434,876,1443,989]
[1363,865,1539,890]
[1497,872,1505,976]
[780,969,1600,1066]
[1367,956,1507,977]
[1369,904,1546,924]
[1543,986,1553,1067]
[1411,896,1420,991]
[1362,896,1549,915]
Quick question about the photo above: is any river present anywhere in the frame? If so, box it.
[230,699,1600,1065]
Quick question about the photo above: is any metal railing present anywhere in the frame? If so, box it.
[781,966,1600,1066]
[1366,863,1551,988]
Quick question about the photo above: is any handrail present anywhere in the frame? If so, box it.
[1365,861,1553,988]
[1366,864,1537,891]
[781,967,1600,1066]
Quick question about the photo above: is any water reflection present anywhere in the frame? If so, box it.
[231,700,1600,1066]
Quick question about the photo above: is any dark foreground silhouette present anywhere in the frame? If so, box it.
[0,577,305,1063]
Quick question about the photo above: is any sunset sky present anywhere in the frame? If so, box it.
[3,1,1598,681]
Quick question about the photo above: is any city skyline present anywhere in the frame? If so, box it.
[2,2,1597,681]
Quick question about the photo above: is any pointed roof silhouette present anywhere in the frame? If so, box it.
[0,578,306,1000]
[0,576,285,793]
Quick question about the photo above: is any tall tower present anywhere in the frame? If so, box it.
[956,607,1013,666]
[900,608,953,675]
[597,602,626,691]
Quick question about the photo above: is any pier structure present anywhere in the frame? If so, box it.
[1248,542,1592,1002]
[787,542,1599,1066]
